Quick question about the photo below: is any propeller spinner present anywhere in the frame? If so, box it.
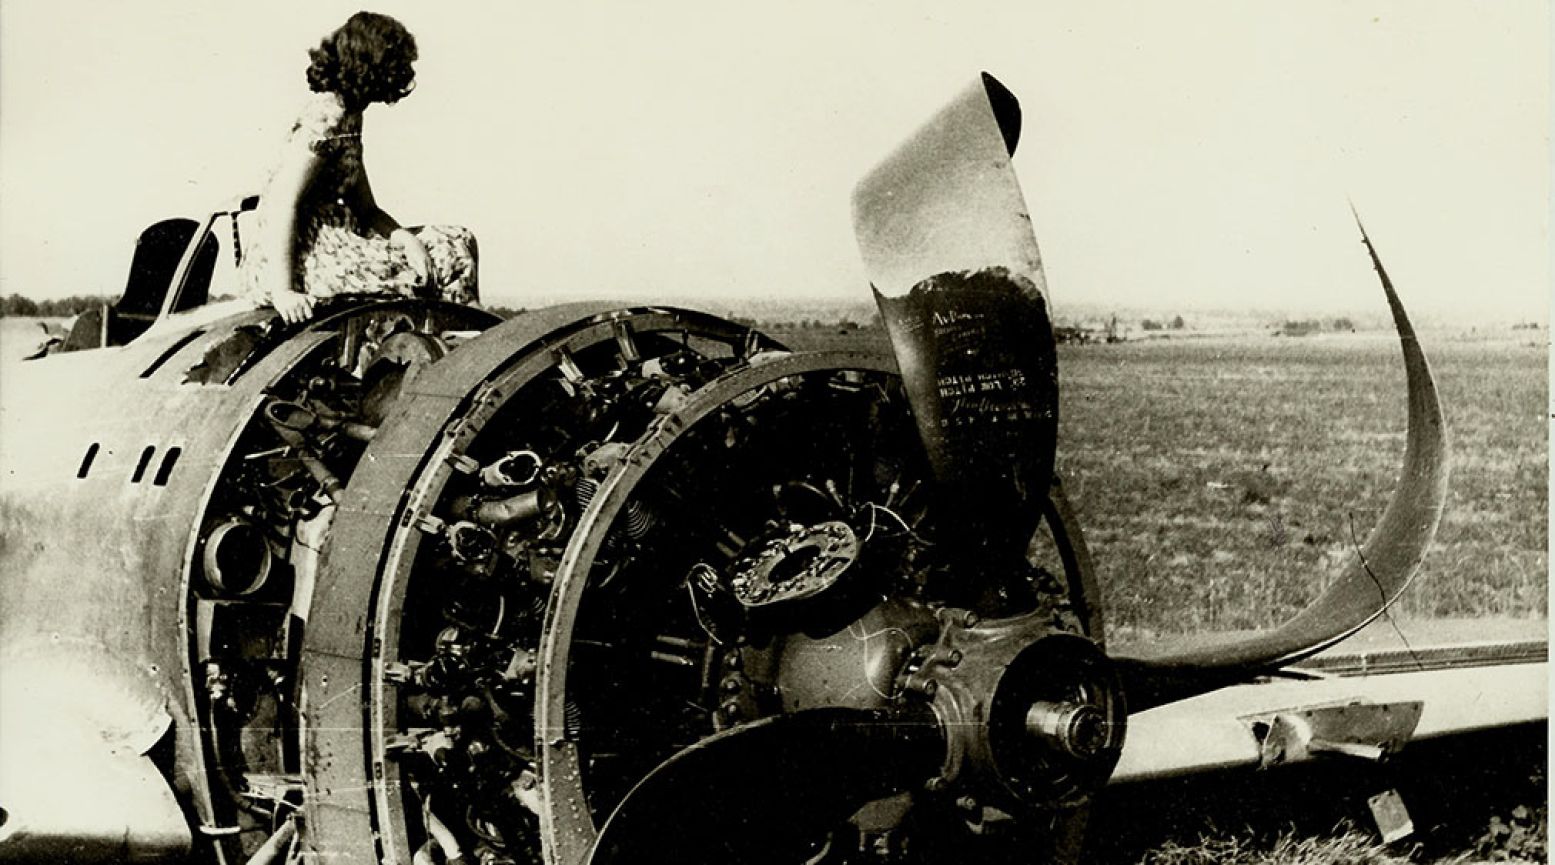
[579,72,1448,864]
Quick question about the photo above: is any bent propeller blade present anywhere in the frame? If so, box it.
[852,73,1059,567]
[1118,218,1449,707]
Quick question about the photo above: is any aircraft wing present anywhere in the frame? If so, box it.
[1111,619,1547,783]
[0,649,191,862]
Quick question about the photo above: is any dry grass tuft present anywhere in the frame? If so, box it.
[1140,823,1416,865]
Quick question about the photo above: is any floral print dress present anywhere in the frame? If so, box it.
[242,92,478,305]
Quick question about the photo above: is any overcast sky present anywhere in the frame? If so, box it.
[0,2,1547,320]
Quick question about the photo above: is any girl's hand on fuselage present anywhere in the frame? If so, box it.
[272,289,316,325]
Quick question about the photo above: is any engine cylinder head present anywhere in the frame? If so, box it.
[448,521,498,563]
[481,450,543,489]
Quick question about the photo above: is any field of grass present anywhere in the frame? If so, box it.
[774,325,1547,637]
[1057,332,1547,636]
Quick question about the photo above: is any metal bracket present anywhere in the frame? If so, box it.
[1250,700,1423,768]
[409,512,446,535]
[1368,788,1415,844]
[242,773,304,803]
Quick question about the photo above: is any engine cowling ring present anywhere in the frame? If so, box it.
[534,350,899,862]
[301,306,780,865]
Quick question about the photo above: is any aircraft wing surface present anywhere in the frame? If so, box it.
[1111,618,1546,784]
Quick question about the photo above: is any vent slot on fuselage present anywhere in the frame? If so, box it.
[152,447,182,486]
[131,446,156,483]
[76,443,101,479]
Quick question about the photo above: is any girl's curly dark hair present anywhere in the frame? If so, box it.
[305,12,418,110]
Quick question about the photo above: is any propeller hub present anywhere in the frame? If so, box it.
[914,614,1127,810]
[1025,700,1108,760]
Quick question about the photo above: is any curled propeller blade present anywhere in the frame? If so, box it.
[1117,216,1449,709]
[852,73,1059,568]
[585,708,944,865]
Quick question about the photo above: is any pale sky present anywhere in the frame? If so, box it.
[0,1,1547,320]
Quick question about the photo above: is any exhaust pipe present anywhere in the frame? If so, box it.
[202,518,273,596]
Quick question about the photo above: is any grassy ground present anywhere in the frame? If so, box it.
[1089,724,1547,864]
[773,325,1548,636]
[1057,333,1546,636]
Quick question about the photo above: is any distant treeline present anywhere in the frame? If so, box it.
[0,294,115,318]
[0,294,532,320]
[483,306,878,333]
[1276,317,1356,337]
